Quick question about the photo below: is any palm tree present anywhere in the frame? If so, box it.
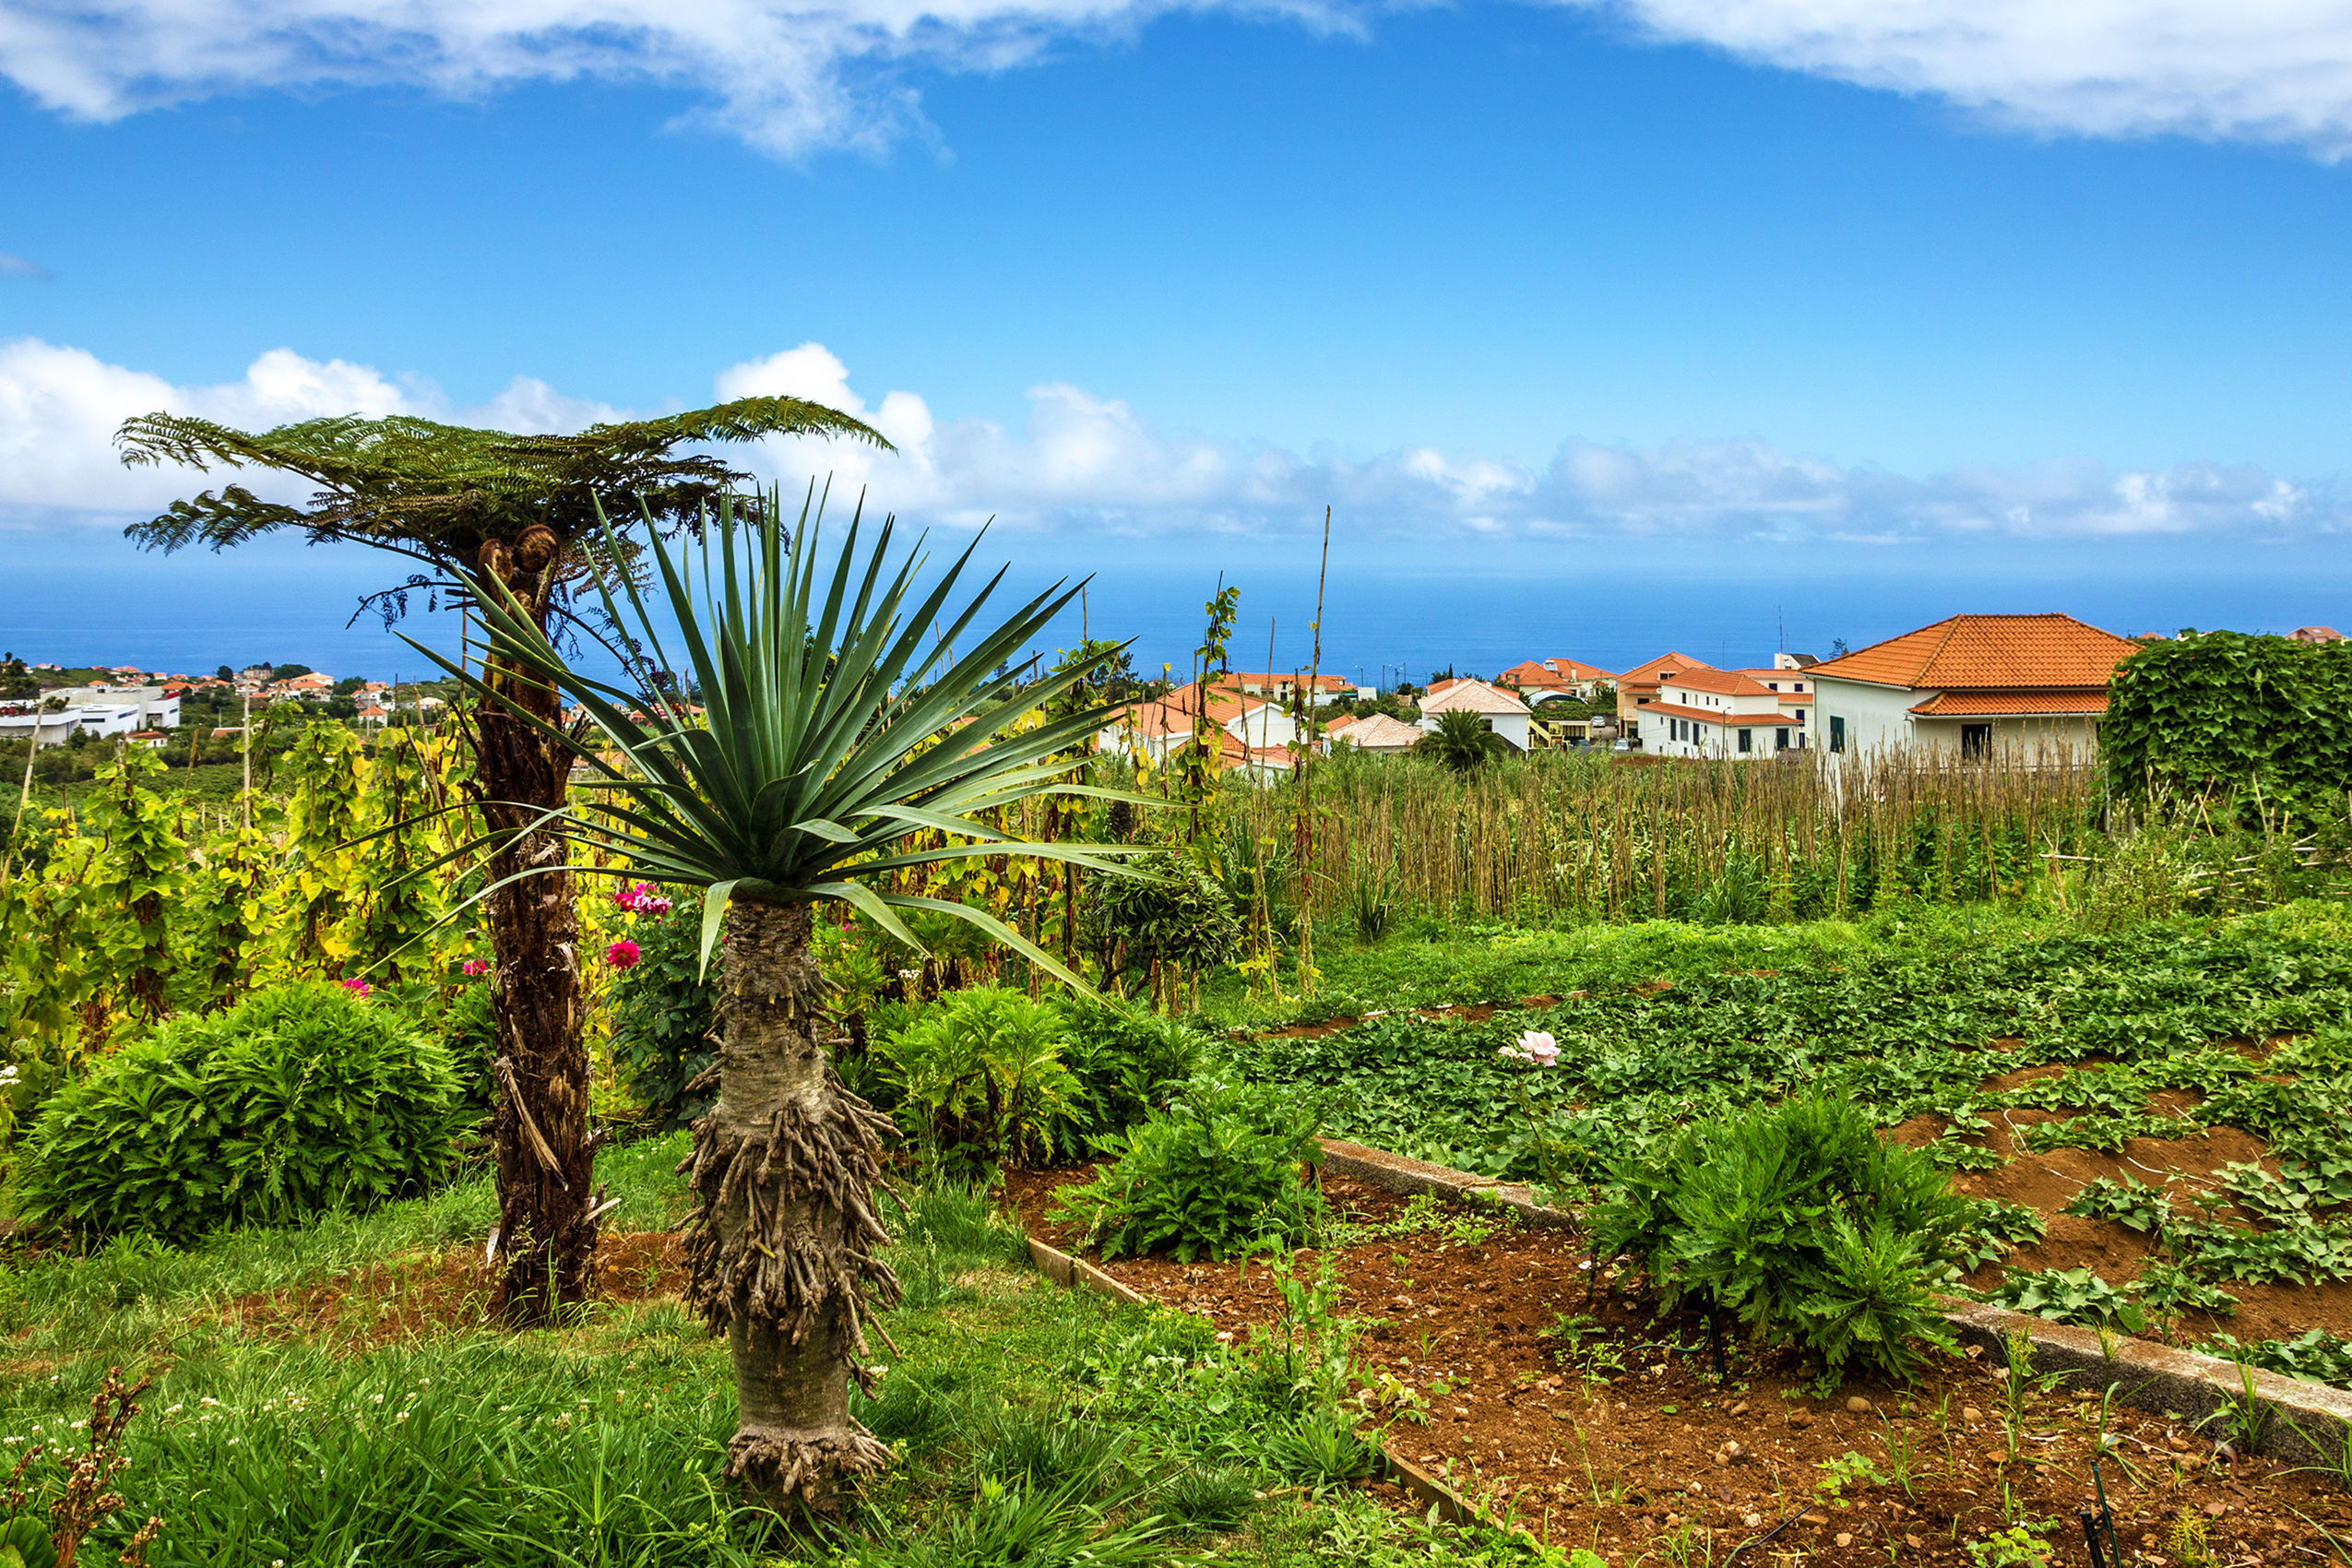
[115,400,887,1323]
[1420,707,1506,772]
[421,488,1143,1514]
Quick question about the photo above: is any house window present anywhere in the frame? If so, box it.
[1829,716,1846,754]
[1776,727,1789,750]
[1738,729,1752,754]
[1962,723,1992,759]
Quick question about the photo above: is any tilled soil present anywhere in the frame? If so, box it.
[1005,1168,2352,1564]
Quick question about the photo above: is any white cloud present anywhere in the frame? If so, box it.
[1598,0,2352,157]
[0,252,51,280]
[3,335,2342,550]
[10,0,2350,158]
[0,0,1349,158]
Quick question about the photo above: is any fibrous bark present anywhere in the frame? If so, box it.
[681,895,901,1515]
[477,529,597,1324]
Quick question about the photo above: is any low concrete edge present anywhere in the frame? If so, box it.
[1325,1137,2352,1468]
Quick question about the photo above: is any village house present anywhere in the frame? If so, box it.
[1809,612,2141,761]
[1323,712,1424,754]
[0,684,182,745]
[1645,667,1811,760]
[1496,657,1617,703]
[1221,671,1372,703]
[1612,651,1715,746]
[1097,677,1299,779]
[1416,677,1534,752]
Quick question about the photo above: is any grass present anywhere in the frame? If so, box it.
[0,1142,1581,1568]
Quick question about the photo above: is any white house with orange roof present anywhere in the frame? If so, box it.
[1097,677,1299,778]
[1613,651,1714,745]
[1645,668,1811,760]
[1416,677,1534,752]
[1809,613,2141,762]
[1324,712,1424,754]
[1497,657,1617,704]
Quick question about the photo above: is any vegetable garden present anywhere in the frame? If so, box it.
[3,421,2352,1563]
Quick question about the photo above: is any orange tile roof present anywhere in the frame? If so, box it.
[1661,668,1776,698]
[1810,614,2137,691]
[1336,713,1426,749]
[1419,678,1531,717]
[1618,651,1716,687]
[1907,690,2111,717]
[1501,657,1617,686]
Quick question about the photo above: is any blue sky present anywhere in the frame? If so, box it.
[3,0,2350,675]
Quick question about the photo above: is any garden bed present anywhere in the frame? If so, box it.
[1004,1166,2352,1565]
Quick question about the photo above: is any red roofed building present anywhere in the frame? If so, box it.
[1647,667,1813,760]
[1497,657,1617,704]
[1613,651,1715,745]
[1097,678,1299,778]
[1809,613,2139,761]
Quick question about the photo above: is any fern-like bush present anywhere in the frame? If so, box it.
[1051,1076,1323,1262]
[19,981,461,1243]
[1590,1095,1966,1382]
[878,987,1078,1179]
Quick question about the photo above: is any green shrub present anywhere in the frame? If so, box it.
[605,898,718,1132]
[1051,1076,1324,1262]
[1589,1095,1964,1382]
[879,988,1078,1178]
[18,981,461,1243]
[1051,1006,1212,1158]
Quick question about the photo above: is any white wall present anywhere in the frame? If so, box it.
[1417,708,1531,751]
[1813,675,2100,762]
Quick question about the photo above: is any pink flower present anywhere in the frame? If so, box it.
[605,940,642,969]
[341,978,373,997]
[1498,1029,1560,1066]
[461,958,491,978]
[614,881,674,917]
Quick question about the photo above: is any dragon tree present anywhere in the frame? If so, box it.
[116,401,886,1323]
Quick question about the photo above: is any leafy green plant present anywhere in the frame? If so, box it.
[1086,852,1241,1012]
[2062,1174,2174,1236]
[18,981,460,1242]
[1588,1095,1965,1381]
[2132,1261,2238,1319]
[879,987,1078,1178]
[1984,1267,2147,1334]
[1950,1197,2048,1272]
[1051,1076,1324,1262]
[2200,1328,2352,1392]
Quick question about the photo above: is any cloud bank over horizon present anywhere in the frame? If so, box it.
[0,336,2335,555]
[6,1,2352,159]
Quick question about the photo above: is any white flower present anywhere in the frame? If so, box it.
[1513,1030,1561,1066]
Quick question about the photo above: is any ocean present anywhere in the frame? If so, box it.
[8,530,2346,688]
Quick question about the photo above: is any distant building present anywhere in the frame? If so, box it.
[2291,626,2345,645]
[1417,678,1534,752]
[1324,712,1425,754]
[0,685,182,745]
[1613,651,1716,746]
[1645,669,1810,760]
[1497,657,1618,704]
[1810,613,2138,761]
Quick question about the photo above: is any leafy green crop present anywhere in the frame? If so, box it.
[18,981,461,1242]
[1983,1267,2147,1334]
[1589,1096,1965,1382]
[1051,1076,1324,1263]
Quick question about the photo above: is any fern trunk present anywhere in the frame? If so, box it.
[683,895,900,1515]
[478,637,596,1324]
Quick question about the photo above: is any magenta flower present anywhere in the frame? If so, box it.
[341,978,373,997]
[461,958,491,978]
[613,881,675,917]
[605,939,642,969]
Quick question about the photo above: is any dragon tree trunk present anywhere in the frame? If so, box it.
[683,895,900,1515]
[476,534,597,1324]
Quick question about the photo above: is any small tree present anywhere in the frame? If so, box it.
[426,490,1145,1514]
[1419,708,1506,773]
[117,398,885,1322]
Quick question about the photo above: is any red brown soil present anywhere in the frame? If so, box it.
[1005,1169,2352,1564]
[1886,1073,2352,1344]
[214,1231,686,1347]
